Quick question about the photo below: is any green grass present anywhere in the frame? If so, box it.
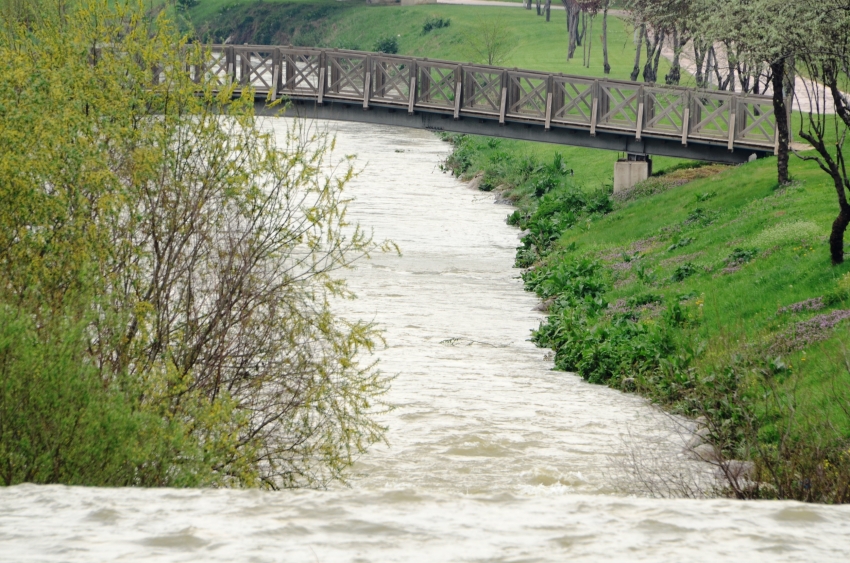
[188,1,665,80]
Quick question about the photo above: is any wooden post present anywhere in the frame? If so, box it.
[362,56,372,109]
[240,49,250,86]
[464,68,475,109]
[363,70,371,109]
[331,52,340,95]
[728,96,738,152]
[374,59,385,98]
[590,80,599,136]
[270,48,281,100]
[453,66,462,120]
[499,87,507,124]
[408,61,417,114]
[508,70,520,116]
[596,79,609,123]
[226,46,236,85]
[681,107,690,146]
[420,63,431,104]
[636,102,644,140]
[544,76,553,130]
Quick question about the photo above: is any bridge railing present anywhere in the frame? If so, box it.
[197,45,779,154]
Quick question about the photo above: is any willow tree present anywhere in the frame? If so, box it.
[0,0,389,487]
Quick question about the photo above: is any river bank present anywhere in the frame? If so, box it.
[441,131,850,502]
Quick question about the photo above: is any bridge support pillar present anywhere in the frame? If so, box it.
[613,154,652,194]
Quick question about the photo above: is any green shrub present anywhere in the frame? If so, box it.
[374,35,399,54]
[671,262,698,282]
[422,16,451,34]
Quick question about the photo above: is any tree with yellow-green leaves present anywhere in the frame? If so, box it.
[0,0,391,488]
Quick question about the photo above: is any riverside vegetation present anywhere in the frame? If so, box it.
[442,133,850,502]
[0,0,391,488]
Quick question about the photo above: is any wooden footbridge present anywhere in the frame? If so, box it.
[200,45,781,164]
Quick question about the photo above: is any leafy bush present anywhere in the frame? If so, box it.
[671,262,698,282]
[585,188,613,215]
[533,303,675,385]
[422,16,451,34]
[374,36,399,54]
[531,174,559,197]
[726,247,758,265]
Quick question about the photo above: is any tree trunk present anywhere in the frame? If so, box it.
[577,10,586,47]
[564,1,579,60]
[642,28,663,83]
[709,45,733,91]
[693,39,709,88]
[536,0,541,16]
[630,24,644,81]
[665,28,681,85]
[546,0,551,22]
[771,58,791,186]
[602,1,610,74]
[585,15,594,68]
[831,207,850,265]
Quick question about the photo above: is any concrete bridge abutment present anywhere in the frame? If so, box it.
[613,154,652,194]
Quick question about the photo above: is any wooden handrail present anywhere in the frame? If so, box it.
[193,45,777,152]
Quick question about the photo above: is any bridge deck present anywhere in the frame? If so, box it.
[196,45,780,163]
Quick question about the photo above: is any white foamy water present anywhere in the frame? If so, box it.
[2,120,849,562]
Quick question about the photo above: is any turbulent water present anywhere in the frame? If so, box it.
[2,120,849,562]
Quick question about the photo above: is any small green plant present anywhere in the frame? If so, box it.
[634,262,657,284]
[531,174,558,197]
[667,236,695,252]
[671,262,697,282]
[627,292,664,307]
[726,247,758,265]
[686,208,707,223]
[695,191,717,202]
